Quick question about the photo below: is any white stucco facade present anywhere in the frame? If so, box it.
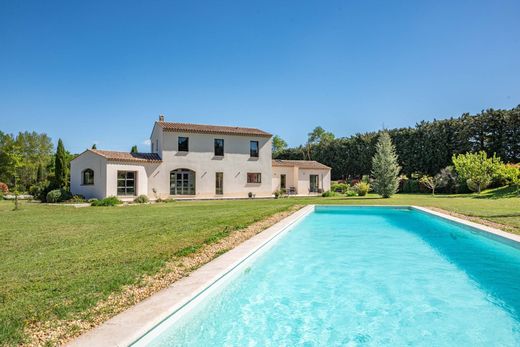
[71,119,331,200]
[272,163,331,195]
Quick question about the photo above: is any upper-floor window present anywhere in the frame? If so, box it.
[214,139,224,156]
[155,139,159,153]
[250,141,259,158]
[178,137,189,152]
[82,169,94,185]
[151,142,154,153]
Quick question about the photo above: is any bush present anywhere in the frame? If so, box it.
[88,198,98,203]
[354,182,370,196]
[133,195,149,204]
[0,182,8,194]
[91,196,122,206]
[46,189,72,203]
[321,190,338,197]
[345,189,357,197]
[274,189,286,199]
[400,178,420,193]
[331,183,350,193]
[65,195,86,203]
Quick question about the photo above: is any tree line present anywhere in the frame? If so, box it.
[274,106,520,180]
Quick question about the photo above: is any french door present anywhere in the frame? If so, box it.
[170,169,196,195]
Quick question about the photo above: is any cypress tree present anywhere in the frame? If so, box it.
[91,144,97,149]
[36,163,45,182]
[131,145,138,153]
[372,132,400,198]
[55,139,67,188]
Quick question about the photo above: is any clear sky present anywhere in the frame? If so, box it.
[1,0,519,153]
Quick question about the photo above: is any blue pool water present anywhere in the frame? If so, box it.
[138,207,520,346]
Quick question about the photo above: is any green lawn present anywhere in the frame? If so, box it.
[1,190,519,345]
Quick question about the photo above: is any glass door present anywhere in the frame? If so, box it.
[216,172,223,195]
[280,174,286,191]
[170,169,196,195]
[309,175,319,193]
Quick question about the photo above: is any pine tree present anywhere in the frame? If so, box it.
[55,139,67,188]
[371,132,400,198]
[131,145,138,153]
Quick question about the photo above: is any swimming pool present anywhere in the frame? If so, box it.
[133,206,520,346]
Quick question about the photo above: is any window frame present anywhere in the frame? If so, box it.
[247,172,262,184]
[214,138,224,156]
[82,168,94,185]
[117,171,137,196]
[178,136,189,152]
[250,140,259,158]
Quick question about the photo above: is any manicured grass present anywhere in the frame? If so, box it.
[0,190,519,345]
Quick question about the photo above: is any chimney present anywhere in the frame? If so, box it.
[159,114,165,122]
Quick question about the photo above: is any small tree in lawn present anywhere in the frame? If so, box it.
[371,132,400,198]
[452,151,502,194]
[420,174,447,196]
[55,139,68,189]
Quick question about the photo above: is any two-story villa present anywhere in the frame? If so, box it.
[71,116,331,200]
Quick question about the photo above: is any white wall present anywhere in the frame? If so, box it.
[297,168,331,194]
[149,131,273,198]
[106,162,161,201]
[70,151,107,199]
[272,166,296,192]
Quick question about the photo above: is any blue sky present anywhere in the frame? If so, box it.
[1,0,519,153]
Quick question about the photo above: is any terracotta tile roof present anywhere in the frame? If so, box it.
[157,121,272,137]
[89,149,162,163]
[272,159,331,170]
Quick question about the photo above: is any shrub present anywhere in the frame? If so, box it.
[331,182,350,193]
[91,196,122,206]
[65,195,86,203]
[400,177,420,193]
[452,151,502,193]
[322,190,338,197]
[345,189,357,197]
[133,195,149,204]
[0,182,8,194]
[274,189,286,199]
[88,198,98,203]
[497,164,520,192]
[46,189,72,203]
[355,182,370,196]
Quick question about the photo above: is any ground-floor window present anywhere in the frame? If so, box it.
[216,172,223,195]
[310,174,319,192]
[117,171,136,196]
[247,172,261,184]
[82,168,94,185]
[170,169,195,195]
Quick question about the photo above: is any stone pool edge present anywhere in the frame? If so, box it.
[66,205,316,347]
[412,206,520,244]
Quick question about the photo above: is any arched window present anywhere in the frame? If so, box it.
[170,169,195,195]
[82,169,94,185]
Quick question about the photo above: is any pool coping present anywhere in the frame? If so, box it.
[66,205,315,347]
[411,206,520,244]
[66,204,520,347]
